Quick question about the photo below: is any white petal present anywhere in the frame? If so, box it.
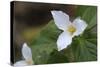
[14,60,27,67]
[57,31,72,51]
[22,43,32,60]
[51,10,71,31]
[73,17,88,36]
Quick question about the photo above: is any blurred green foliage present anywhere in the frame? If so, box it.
[30,21,62,64]
[30,6,97,64]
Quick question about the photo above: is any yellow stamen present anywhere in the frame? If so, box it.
[67,25,76,35]
[26,59,33,65]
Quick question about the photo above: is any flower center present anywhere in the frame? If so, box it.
[67,25,76,35]
[26,59,33,65]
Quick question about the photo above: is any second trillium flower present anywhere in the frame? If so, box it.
[51,11,88,51]
[14,43,34,67]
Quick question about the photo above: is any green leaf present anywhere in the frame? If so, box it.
[47,50,69,64]
[71,36,97,61]
[30,20,62,64]
[75,6,97,30]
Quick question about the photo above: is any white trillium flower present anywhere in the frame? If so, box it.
[51,10,88,51]
[14,43,34,67]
